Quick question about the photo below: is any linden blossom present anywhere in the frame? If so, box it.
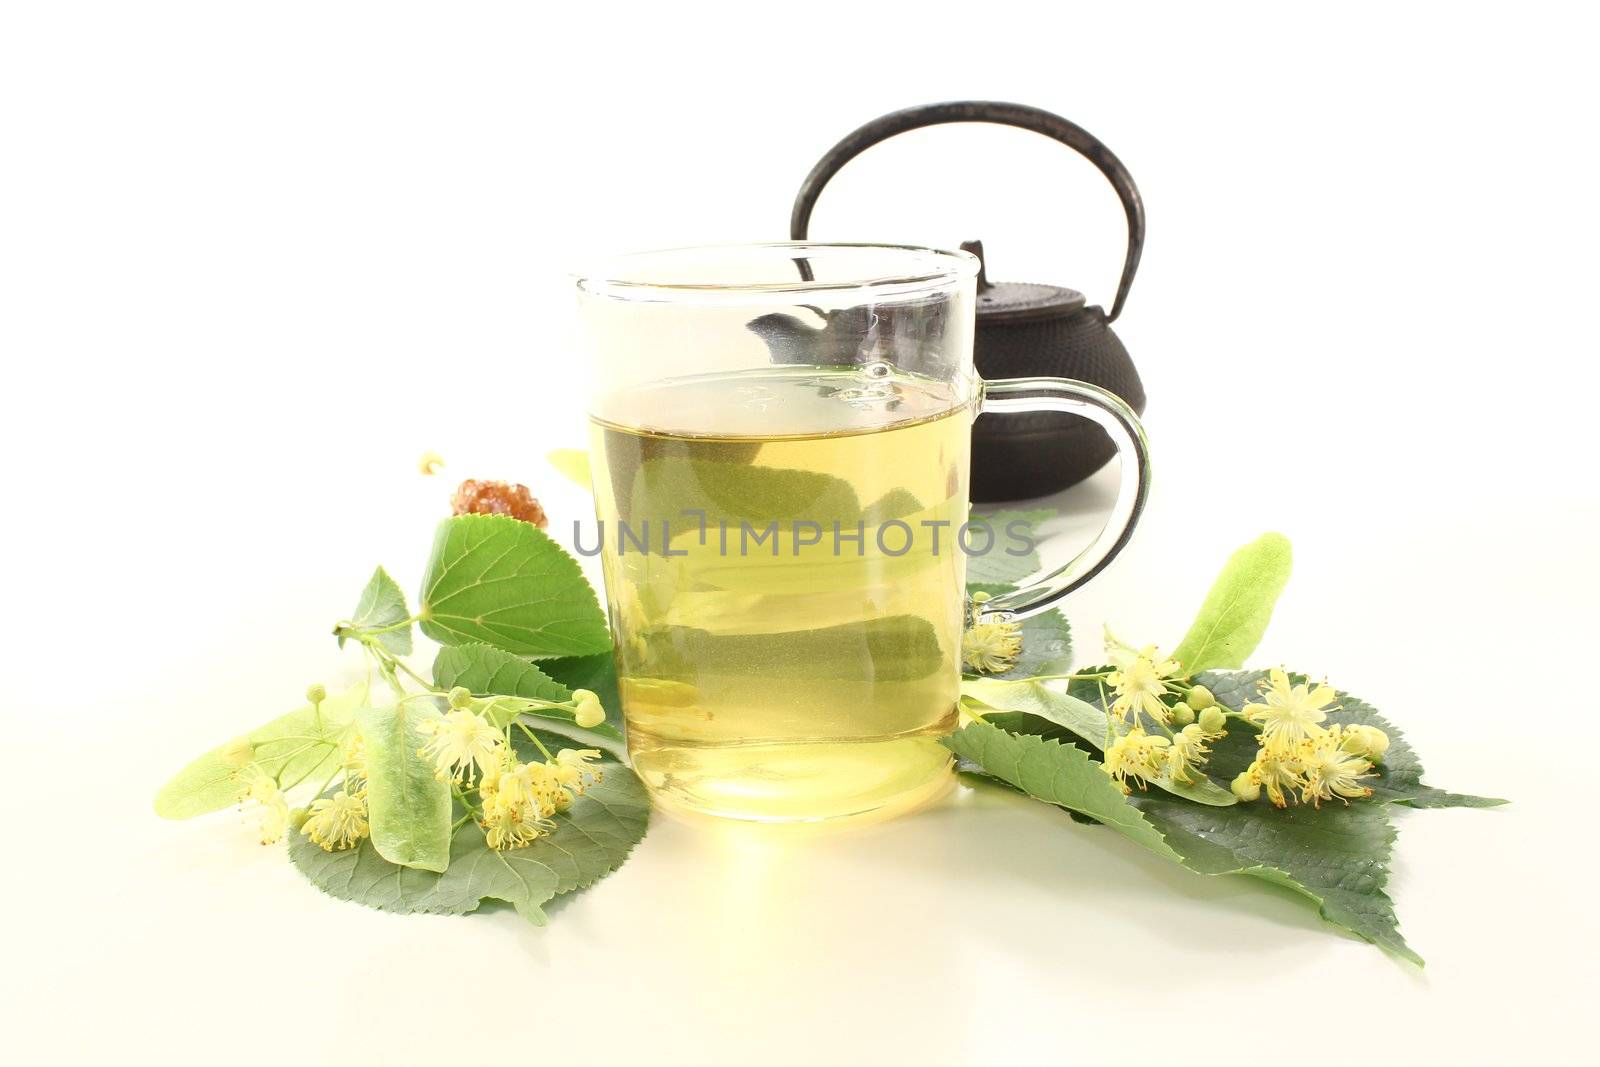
[570,515,1040,558]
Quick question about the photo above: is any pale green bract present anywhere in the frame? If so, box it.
[418,514,610,659]
[1169,532,1292,674]
[359,703,452,872]
[288,761,650,925]
[155,682,370,819]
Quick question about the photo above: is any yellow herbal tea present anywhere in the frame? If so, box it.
[589,366,971,822]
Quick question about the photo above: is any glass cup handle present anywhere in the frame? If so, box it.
[975,377,1152,619]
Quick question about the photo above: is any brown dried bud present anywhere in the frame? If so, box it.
[450,479,548,529]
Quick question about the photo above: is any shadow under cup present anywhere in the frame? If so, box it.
[578,243,981,823]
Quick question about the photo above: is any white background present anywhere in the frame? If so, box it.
[4,2,1597,1063]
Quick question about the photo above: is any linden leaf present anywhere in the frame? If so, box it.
[418,514,610,659]
[359,703,451,872]
[948,721,1425,964]
[287,759,649,925]
[538,652,621,718]
[1129,784,1421,965]
[1169,533,1293,674]
[340,566,412,655]
[432,643,627,759]
[432,643,572,704]
[945,724,1178,858]
[155,682,370,819]
[963,677,1237,807]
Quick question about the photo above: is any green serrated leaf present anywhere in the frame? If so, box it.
[963,677,1237,806]
[1192,670,1505,809]
[288,761,650,925]
[359,703,451,872]
[432,643,573,704]
[432,643,627,759]
[963,508,1054,585]
[946,723,1178,857]
[1130,787,1420,964]
[342,566,412,655]
[538,652,620,716]
[1170,533,1292,674]
[155,683,370,819]
[950,720,1423,964]
[418,514,610,659]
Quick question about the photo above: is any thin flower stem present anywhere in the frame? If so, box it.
[514,721,556,762]
[452,786,483,819]
[1098,676,1115,751]
[303,762,343,804]
[375,658,407,700]
[1019,670,1114,683]
[358,637,436,693]
[388,656,434,690]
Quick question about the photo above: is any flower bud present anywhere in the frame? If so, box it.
[448,686,473,709]
[305,683,327,705]
[572,689,606,729]
[1168,702,1195,727]
[970,590,992,605]
[1341,724,1390,761]
[1187,685,1216,711]
[289,806,309,830]
[1198,707,1227,735]
[1231,771,1261,802]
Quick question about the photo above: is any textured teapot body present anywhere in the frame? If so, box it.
[971,303,1145,501]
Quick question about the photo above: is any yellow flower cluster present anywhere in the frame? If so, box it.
[224,685,609,854]
[302,736,373,851]
[1106,634,1183,726]
[478,747,604,850]
[963,620,1024,674]
[302,789,370,851]
[416,707,503,785]
[1100,635,1231,792]
[1228,670,1389,808]
[237,763,290,845]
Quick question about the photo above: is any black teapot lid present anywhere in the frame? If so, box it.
[790,100,1144,324]
[960,238,1086,324]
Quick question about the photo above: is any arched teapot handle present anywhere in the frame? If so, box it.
[789,101,1145,322]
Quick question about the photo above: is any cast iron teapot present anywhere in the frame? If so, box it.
[789,100,1147,502]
